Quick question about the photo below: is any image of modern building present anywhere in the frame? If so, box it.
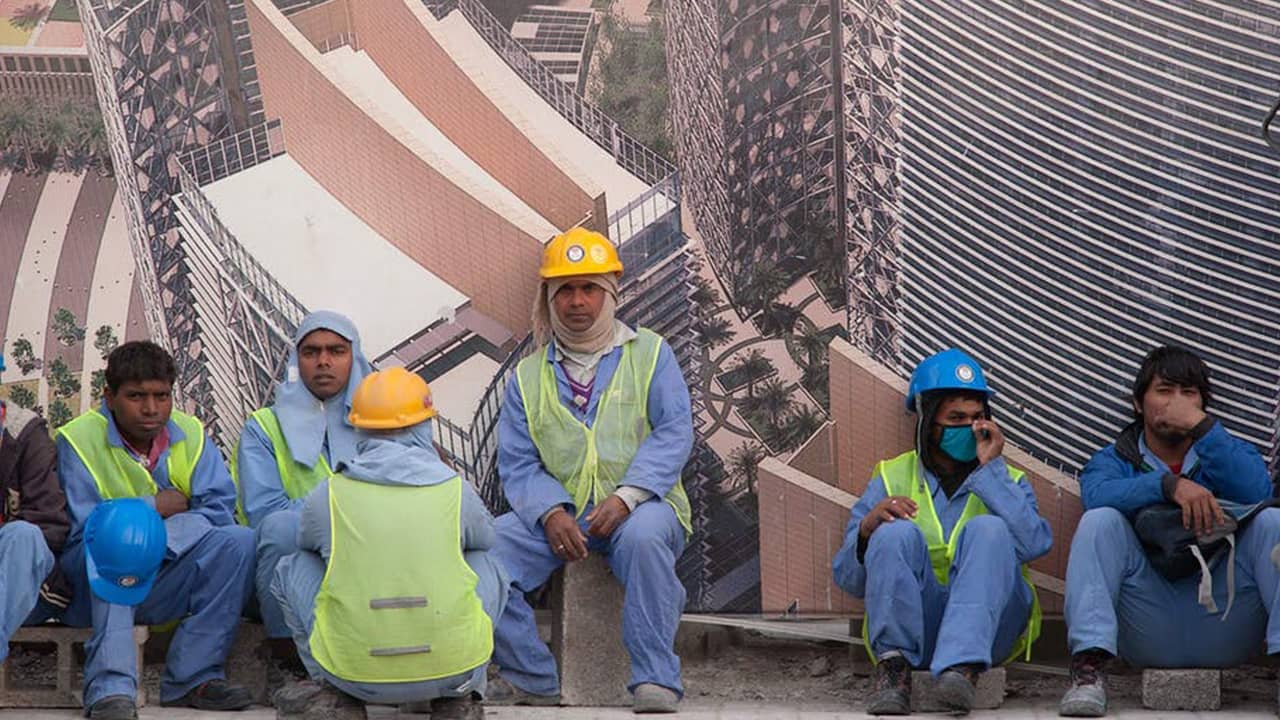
[670,0,1280,477]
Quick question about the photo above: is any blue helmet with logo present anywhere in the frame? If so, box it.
[905,348,993,412]
[84,498,167,606]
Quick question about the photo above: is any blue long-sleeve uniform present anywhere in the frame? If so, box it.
[832,457,1051,673]
[1066,419,1280,665]
[236,415,321,528]
[497,335,693,532]
[57,404,254,707]
[492,331,691,697]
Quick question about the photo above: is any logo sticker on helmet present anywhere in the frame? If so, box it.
[956,364,975,383]
[589,244,608,264]
[566,245,585,263]
[118,576,138,588]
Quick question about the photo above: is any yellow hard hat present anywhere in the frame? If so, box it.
[540,227,623,279]
[348,367,438,430]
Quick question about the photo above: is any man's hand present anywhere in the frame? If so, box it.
[859,496,917,539]
[1171,477,1225,536]
[585,495,631,539]
[973,418,1005,465]
[1158,394,1208,437]
[154,489,188,519]
[544,507,588,562]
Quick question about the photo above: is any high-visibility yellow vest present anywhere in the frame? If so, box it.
[515,328,692,534]
[230,407,333,525]
[860,451,1041,664]
[310,473,492,683]
[57,408,204,499]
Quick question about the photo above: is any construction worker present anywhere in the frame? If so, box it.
[488,227,693,714]
[233,311,370,665]
[56,341,255,720]
[832,349,1052,716]
[0,351,72,651]
[269,367,507,720]
[1059,346,1278,717]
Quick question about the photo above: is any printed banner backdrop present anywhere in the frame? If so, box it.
[1,0,1278,614]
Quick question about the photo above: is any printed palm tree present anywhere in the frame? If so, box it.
[751,377,794,422]
[780,405,825,451]
[10,3,50,31]
[794,320,830,370]
[695,315,733,350]
[757,300,800,338]
[729,348,773,398]
[727,442,767,495]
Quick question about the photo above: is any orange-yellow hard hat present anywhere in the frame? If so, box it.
[348,367,438,430]
[540,227,623,279]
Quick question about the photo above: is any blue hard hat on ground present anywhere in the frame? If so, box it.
[906,348,994,412]
[84,498,167,606]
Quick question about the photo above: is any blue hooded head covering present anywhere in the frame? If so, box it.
[271,311,373,468]
[342,421,458,487]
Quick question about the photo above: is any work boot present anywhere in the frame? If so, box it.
[272,680,361,714]
[430,693,485,720]
[160,678,254,710]
[633,683,680,713]
[935,664,981,715]
[87,695,138,720]
[261,640,307,704]
[866,654,911,715]
[484,675,561,706]
[1059,649,1109,717]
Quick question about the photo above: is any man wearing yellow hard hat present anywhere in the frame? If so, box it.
[270,367,508,720]
[489,227,693,714]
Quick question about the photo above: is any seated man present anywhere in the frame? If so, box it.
[56,342,255,720]
[233,311,370,663]
[270,367,507,720]
[832,348,1051,716]
[1060,346,1277,717]
[0,350,72,646]
[489,228,693,714]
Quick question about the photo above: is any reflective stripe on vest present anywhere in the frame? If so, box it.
[515,328,692,534]
[860,450,1041,664]
[56,408,204,499]
[230,407,333,525]
[310,474,492,683]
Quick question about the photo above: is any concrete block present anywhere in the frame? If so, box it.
[0,625,149,708]
[1142,668,1221,711]
[911,668,1004,711]
[551,555,631,706]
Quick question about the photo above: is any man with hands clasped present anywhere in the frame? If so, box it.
[832,348,1051,716]
[488,228,693,715]
[1060,346,1278,717]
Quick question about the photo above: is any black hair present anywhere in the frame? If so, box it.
[1132,345,1211,417]
[105,341,177,392]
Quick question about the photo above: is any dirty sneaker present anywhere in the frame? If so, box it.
[866,654,911,716]
[484,675,561,706]
[936,664,981,715]
[159,678,253,711]
[271,680,361,714]
[87,695,138,720]
[1059,649,1109,717]
[633,683,679,713]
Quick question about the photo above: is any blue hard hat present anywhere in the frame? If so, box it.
[905,348,993,412]
[84,499,167,606]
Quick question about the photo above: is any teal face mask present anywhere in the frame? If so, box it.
[939,425,978,462]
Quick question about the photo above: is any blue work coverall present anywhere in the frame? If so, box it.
[492,333,692,697]
[58,403,254,707]
[833,457,1052,674]
[1065,420,1278,667]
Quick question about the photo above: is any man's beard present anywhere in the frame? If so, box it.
[1150,424,1190,445]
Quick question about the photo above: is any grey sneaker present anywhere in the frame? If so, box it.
[866,655,911,716]
[936,664,981,715]
[271,680,361,715]
[633,683,679,714]
[484,675,561,706]
[1059,650,1108,717]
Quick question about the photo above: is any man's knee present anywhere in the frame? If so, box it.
[1074,507,1128,543]
[1246,507,1280,538]
[255,511,301,551]
[865,519,925,560]
[202,524,256,563]
[615,502,679,556]
[0,521,53,574]
[957,514,1013,545]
